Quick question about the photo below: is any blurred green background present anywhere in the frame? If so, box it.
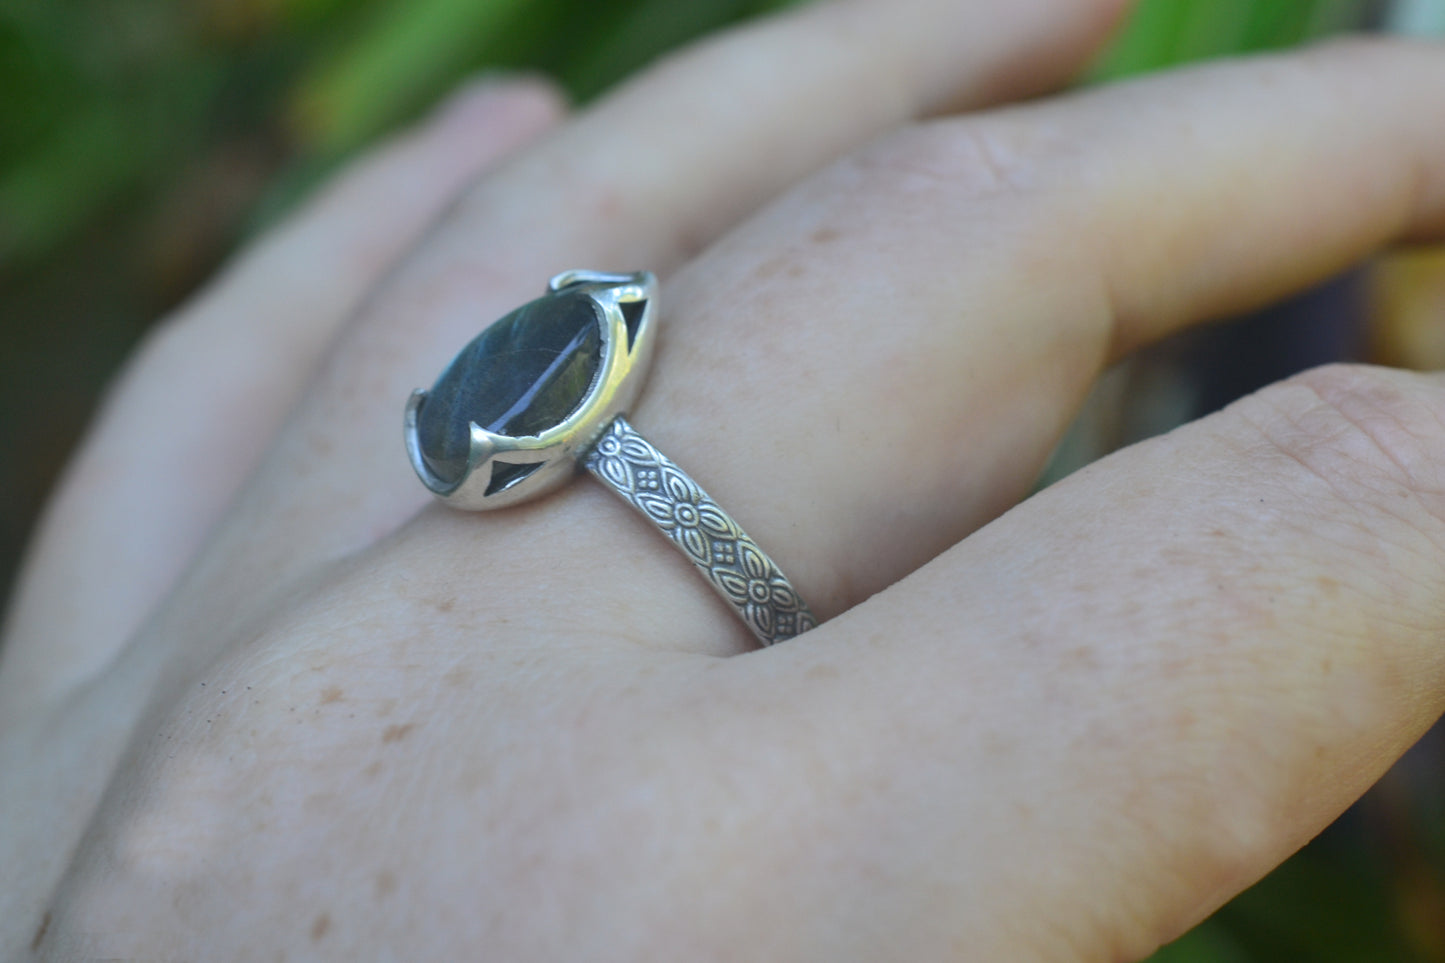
[3,0,1445,958]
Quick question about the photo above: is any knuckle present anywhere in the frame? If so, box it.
[847,117,1044,206]
[1237,364,1445,532]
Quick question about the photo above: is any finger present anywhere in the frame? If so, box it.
[0,77,564,721]
[34,365,1445,960]
[641,37,1445,612]
[343,39,1445,664]
[694,364,1445,959]
[122,0,1131,670]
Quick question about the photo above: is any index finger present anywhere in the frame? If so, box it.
[110,0,1131,690]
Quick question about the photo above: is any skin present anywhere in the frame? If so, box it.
[3,0,1445,958]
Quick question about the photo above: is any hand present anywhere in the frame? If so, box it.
[4,0,1445,957]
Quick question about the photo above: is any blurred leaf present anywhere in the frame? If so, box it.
[0,15,83,165]
[1237,0,1315,49]
[557,0,802,100]
[0,52,223,266]
[1091,0,1371,79]
[1171,0,1256,61]
[1090,0,1195,78]
[561,0,758,99]
[0,102,150,264]
[1369,247,1445,370]
[289,0,539,154]
[266,0,371,31]
[1212,845,1424,963]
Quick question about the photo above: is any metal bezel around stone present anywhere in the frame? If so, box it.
[404,270,657,511]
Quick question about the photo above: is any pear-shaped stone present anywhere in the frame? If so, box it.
[417,292,602,485]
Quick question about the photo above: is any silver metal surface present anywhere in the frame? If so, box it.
[584,416,816,645]
[408,270,816,644]
[406,271,657,510]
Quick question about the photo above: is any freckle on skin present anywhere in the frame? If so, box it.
[363,761,384,778]
[754,257,790,281]
[376,870,398,899]
[311,913,331,940]
[319,686,345,705]
[806,663,840,681]
[596,192,622,218]
[434,596,456,613]
[443,666,470,687]
[811,226,842,244]
[979,729,1012,758]
[382,723,417,743]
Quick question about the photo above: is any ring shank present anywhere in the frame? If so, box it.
[583,416,816,645]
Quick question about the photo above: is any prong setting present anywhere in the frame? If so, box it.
[405,271,657,510]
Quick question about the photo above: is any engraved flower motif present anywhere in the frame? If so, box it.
[591,424,664,492]
[716,545,773,605]
[585,419,815,643]
[637,481,707,563]
[746,579,810,641]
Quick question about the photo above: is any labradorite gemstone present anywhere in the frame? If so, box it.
[417,292,602,485]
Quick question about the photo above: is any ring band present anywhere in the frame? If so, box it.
[404,270,815,645]
[585,416,815,645]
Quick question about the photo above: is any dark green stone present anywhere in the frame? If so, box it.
[417,292,602,485]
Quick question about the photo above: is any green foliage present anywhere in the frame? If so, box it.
[1092,0,1369,77]
[1149,838,1433,962]
[0,0,1376,266]
[0,0,810,266]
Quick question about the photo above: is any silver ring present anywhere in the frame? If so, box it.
[404,270,815,645]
